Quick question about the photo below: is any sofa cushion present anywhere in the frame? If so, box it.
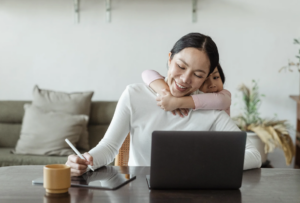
[32,85,93,150]
[88,125,110,149]
[0,148,115,166]
[0,123,22,148]
[89,102,117,125]
[0,101,29,123]
[0,101,118,149]
[14,104,88,156]
[0,148,68,166]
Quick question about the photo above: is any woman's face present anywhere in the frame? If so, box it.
[167,48,210,97]
[200,67,223,93]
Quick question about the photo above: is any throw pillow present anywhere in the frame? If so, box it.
[14,104,88,156]
[32,85,93,150]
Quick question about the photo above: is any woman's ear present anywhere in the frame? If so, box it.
[168,52,172,66]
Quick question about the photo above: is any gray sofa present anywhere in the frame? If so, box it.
[0,101,117,166]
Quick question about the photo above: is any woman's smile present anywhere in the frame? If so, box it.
[174,80,188,91]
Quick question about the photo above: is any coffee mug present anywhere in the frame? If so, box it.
[43,164,71,194]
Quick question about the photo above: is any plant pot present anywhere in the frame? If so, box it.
[247,132,267,164]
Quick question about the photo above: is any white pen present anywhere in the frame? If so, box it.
[65,139,94,171]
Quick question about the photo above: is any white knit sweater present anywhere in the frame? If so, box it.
[89,84,261,170]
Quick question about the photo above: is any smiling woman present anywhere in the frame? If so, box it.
[66,32,261,177]
[167,48,210,97]
[167,33,219,97]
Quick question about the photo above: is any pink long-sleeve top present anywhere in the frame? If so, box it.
[141,70,231,116]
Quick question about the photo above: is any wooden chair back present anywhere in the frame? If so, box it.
[115,133,130,166]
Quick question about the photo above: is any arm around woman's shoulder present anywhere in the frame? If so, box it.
[210,111,261,170]
[141,70,165,86]
[191,89,231,111]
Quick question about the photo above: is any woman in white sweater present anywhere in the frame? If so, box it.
[66,33,261,176]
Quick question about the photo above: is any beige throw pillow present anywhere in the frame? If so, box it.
[32,85,93,150]
[14,104,88,156]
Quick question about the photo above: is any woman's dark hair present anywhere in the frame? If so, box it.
[170,33,219,76]
[217,63,225,84]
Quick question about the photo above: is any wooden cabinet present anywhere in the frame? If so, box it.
[290,95,300,168]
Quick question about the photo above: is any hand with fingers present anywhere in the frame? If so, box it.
[171,108,190,117]
[156,89,190,117]
[66,152,94,176]
[156,89,178,111]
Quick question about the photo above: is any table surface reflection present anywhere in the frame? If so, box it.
[0,165,299,203]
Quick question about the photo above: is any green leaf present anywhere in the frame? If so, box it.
[294,39,300,44]
[236,80,264,129]
[296,56,300,59]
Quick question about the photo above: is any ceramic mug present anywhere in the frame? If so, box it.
[43,164,71,194]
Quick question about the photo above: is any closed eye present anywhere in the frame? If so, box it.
[177,64,185,70]
[195,74,204,78]
[177,63,204,78]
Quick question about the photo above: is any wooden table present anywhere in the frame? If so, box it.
[290,95,300,168]
[0,166,299,203]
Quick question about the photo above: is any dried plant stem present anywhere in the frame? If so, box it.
[233,80,295,165]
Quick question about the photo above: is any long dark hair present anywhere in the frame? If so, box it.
[170,33,219,76]
[217,63,225,84]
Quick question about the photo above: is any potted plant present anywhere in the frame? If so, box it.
[233,80,295,165]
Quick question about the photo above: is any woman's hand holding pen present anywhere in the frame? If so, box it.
[66,152,94,176]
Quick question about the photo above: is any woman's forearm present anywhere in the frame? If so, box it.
[88,87,131,169]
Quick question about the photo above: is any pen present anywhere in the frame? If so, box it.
[65,139,94,171]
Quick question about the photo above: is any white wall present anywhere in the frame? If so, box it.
[0,0,299,132]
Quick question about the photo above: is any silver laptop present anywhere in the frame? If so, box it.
[146,131,246,189]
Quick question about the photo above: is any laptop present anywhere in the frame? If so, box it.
[146,131,246,189]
